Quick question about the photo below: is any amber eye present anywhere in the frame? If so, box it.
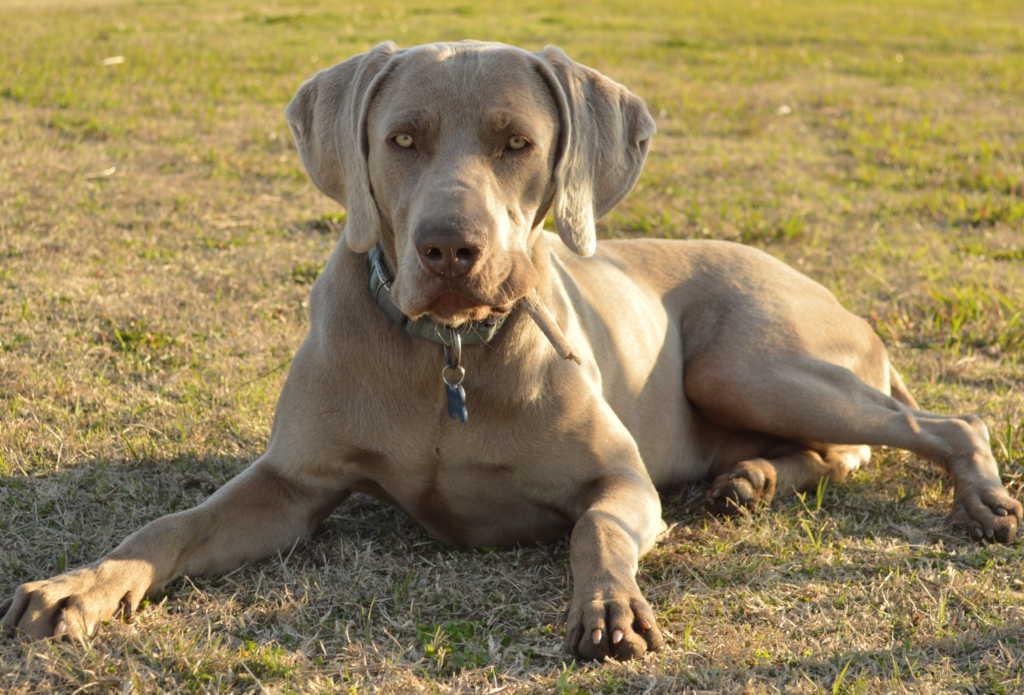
[507,136,528,150]
[395,134,414,148]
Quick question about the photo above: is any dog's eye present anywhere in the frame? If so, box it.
[394,134,414,148]
[507,136,528,151]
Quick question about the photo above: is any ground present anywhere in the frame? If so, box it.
[1,0,1023,693]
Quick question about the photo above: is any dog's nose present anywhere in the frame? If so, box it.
[415,225,483,278]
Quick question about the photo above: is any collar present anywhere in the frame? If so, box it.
[367,242,507,345]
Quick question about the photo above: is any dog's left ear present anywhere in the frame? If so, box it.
[285,42,400,253]
[533,46,656,257]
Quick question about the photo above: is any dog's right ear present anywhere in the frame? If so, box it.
[286,42,399,253]
[532,47,656,257]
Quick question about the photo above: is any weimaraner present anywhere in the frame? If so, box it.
[2,41,1020,662]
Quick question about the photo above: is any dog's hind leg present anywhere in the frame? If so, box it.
[686,353,1021,542]
[706,449,818,515]
[705,445,870,515]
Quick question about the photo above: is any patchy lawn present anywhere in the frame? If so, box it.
[1,0,1022,692]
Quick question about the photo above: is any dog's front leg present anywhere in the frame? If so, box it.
[1,459,347,641]
[565,468,666,661]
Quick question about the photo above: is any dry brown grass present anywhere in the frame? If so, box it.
[2,0,1023,692]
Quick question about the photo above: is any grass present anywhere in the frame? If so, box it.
[1,0,1023,692]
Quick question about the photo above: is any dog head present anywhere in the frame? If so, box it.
[286,41,654,325]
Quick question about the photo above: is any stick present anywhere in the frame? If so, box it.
[520,290,581,365]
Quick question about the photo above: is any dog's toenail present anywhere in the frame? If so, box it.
[612,629,623,644]
[639,618,652,631]
[592,628,602,644]
[996,506,1007,516]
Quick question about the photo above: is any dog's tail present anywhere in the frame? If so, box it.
[888,364,920,411]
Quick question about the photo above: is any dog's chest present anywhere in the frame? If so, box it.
[352,429,575,548]
[335,359,578,547]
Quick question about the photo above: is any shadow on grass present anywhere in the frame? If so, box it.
[0,455,249,587]
[0,455,572,686]
[2,453,1020,691]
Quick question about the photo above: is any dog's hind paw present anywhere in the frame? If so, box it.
[706,458,777,516]
[951,482,1022,544]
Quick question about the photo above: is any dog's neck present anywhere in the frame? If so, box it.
[366,242,508,346]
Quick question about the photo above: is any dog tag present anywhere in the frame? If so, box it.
[446,382,468,424]
[442,329,467,425]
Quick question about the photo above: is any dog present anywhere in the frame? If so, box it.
[2,41,1020,662]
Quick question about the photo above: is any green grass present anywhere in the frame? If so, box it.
[1,0,1023,692]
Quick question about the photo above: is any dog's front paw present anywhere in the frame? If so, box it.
[1,561,149,642]
[564,580,663,661]
[951,483,1022,544]
[706,458,777,516]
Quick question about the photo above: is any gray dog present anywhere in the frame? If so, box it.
[2,41,1019,662]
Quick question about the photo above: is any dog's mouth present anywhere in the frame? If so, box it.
[392,247,540,326]
[423,291,515,325]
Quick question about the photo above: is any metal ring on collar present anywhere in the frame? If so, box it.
[442,364,465,388]
[443,326,462,370]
